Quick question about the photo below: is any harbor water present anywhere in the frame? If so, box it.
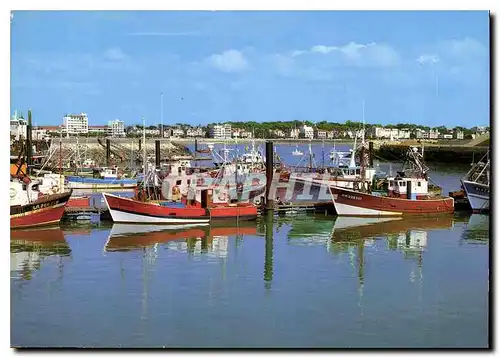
[11,143,490,348]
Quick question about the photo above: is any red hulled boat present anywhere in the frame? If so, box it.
[10,178,72,229]
[329,147,454,217]
[103,187,258,225]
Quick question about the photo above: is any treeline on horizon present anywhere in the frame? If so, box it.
[126,120,487,136]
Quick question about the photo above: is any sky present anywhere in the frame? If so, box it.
[10,10,490,127]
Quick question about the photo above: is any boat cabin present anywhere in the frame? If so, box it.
[388,176,429,199]
[99,167,119,179]
[10,178,42,206]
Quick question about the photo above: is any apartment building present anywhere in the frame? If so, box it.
[209,124,232,139]
[63,113,89,136]
[299,125,314,139]
[107,119,126,137]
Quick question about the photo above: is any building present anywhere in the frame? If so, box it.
[271,129,286,138]
[439,133,453,140]
[171,127,185,138]
[10,111,27,140]
[398,128,411,139]
[453,129,464,140]
[88,125,107,136]
[429,128,440,139]
[299,125,314,139]
[240,130,253,139]
[369,127,398,139]
[107,119,125,137]
[185,127,204,138]
[289,128,299,139]
[63,113,89,136]
[413,129,429,139]
[315,130,327,139]
[209,124,232,139]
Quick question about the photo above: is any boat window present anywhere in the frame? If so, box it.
[356,169,360,175]
[400,181,406,186]
[390,180,394,186]
[187,180,191,185]
[417,182,421,187]
[178,167,181,174]
[176,180,182,185]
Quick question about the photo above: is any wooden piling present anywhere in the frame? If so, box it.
[26,110,33,175]
[155,140,160,167]
[265,141,274,211]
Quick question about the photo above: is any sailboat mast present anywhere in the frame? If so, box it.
[142,117,146,175]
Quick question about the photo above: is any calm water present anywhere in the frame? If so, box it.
[11,144,489,348]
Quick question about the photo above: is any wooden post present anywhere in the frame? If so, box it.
[264,210,274,289]
[265,141,274,211]
[26,110,32,175]
[155,140,160,167]
[106,138,111,167]
[369,141,374,167]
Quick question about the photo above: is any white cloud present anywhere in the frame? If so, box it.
[104,47,127,62]
[207,50,249,73]
[416,54,440,64]
[296,42,400,67]
[443,37,487,59]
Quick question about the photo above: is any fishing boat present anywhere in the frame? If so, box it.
[10,177,72,229]
[66,167,137,189]
[103,187,258,225]
[329,147,454,217]
[461,150,489,213]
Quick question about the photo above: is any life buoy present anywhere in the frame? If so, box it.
[254,196,262,206]
[353,181,359,190]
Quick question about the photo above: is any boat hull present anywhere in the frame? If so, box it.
[462,180,489,212]
[330,186,454,217]
[66,176,137,189]
[10,191,72,229]
[103,193,210,224]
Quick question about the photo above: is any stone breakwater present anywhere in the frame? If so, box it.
[41,138,191,168]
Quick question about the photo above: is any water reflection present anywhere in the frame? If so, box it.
[461,214,490,245]
[104,222,257,258]
[10,227,71,281]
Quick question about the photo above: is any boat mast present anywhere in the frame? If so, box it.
[59,125,63,193]
[142,117,146,176]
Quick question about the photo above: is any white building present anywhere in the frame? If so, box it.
[10,111,27,140]
[414,129,430,139]
[107,119,125,137]
[171,127,185,138]
[209,124,232,139]
[369,127,398,139]
[299,125,314,139]
[186,127,204,138]
[429,128,440,139]
[63,113,89,136]
[315,130,327,139]
[454,129,464,140]
[289,128,300,139]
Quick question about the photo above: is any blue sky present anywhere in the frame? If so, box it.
[11,11,490,127]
